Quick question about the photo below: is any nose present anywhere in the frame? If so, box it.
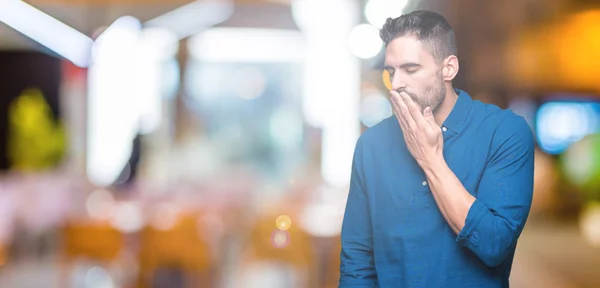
[390,72,407,91]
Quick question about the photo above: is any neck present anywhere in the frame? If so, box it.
[434,85,459,126]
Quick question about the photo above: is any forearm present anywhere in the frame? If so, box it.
[422,156,475,234]
[428,180,460,234]
[423,156,531,267]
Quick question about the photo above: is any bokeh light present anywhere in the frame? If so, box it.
[360,91,393,127]
[109,202,144,233]
[84,266,115,288]
[536,101,600,155]
[561,134,600,199]
[580,202,600,248]
[275,215,292,231]
[270,230,290,249]
[348,24,382,59]
[298,203,343,237]
[150,203,180,231]
[365,0,409,29]
[382,70,392,91]
[86,189,116,220]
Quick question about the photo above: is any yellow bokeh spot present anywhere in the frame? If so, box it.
[382,70,392,91]
[7,87,66,171]
[276,215,292,231]
[580,201,600,248]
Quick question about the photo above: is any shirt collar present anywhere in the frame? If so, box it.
[442,88,472,134]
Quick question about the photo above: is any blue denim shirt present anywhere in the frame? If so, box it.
[340,89,535,288]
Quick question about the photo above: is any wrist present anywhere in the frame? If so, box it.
[422,154,446,175]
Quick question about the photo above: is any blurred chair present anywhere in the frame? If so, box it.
[235,213,318,288]
[137,212,213,288]
[60,220,125,287]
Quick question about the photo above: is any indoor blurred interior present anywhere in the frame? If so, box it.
[1,0,600,287]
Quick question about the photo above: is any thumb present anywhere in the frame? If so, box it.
[423,107,436,125]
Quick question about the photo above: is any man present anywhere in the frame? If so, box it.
[339,10,535,288]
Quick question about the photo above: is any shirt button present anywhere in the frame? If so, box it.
[422,181,427,186]
[442,126,448,132]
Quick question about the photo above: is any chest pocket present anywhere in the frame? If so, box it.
[387,158,435,213]
[386,173,440,236]
[390,179,434,210]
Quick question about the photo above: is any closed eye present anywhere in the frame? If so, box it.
[399,63,421,74]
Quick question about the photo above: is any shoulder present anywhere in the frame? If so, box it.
[355,116,399,151]
[472,101,535,158]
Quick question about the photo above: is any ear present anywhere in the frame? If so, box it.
[442,55,459,81]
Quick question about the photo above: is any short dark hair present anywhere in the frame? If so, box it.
[380,10,457,63]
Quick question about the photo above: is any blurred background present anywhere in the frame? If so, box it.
[0,0,599,287]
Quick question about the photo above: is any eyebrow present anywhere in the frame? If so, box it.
[384,63,422,70]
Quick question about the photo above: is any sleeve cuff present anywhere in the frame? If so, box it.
[456,199,488,247]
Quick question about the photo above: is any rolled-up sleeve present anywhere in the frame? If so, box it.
[339,137,378,287]
[456,115,535,268]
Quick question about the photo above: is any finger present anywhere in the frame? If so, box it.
[398,92,428,127]
[390,91,416,129]
[389,92,409,131]
[423,106,437,127]
[391,93,412,132]
[398,92,420,117]
[390,97,415,144]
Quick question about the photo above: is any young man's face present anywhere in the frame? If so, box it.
[384,35,446,113]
